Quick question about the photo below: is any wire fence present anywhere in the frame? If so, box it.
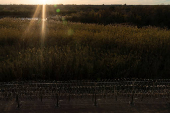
[0,79,170,108]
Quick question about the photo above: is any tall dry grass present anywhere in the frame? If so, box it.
[0,18,170,81]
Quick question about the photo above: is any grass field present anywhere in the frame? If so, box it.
[1,5,170,28]
[0,17,170,81]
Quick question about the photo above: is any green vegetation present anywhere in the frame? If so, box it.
[0,18,170,81]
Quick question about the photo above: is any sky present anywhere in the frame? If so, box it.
[0,0,169,5]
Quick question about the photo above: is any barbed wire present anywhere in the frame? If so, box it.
[0,79,170,107]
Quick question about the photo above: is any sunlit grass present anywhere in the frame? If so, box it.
[0,18,170,81]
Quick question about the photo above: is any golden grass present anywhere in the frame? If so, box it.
[0,18,170,81]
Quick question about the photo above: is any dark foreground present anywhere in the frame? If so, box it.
[0,80,169,112]
[0,99,170,113]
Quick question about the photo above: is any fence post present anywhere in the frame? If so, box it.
[141,93,144,101]
[92,89,94,101]
[168,88,170,102]
[56,93,59,107]
[69,93,70,102]
[40,93,42,102]
[94,82,97,106]
[130,91,134,105]
[55,82,59,107]
[130,80,136,105]
[152,80,155,99]
[40,87,43,102]
[114,85,117,101]
[94,92,97,106]
[104,84,106,99]
[69,84,71,102]
[16,93,20,108]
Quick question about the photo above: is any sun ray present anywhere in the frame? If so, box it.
[21,3,46,78]
[22,5,41,37]
[41,4,46,45]
[40,3,47,78]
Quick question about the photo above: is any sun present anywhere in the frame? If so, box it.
[42,0,47,4]
[39,0,47,5]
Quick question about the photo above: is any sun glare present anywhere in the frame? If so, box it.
[41,2,46,47]
[42,0,46,4]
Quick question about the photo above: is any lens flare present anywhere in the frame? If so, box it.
[41,4,46,44]
[40,3,46,78]
[21,3,47,78]
[22,5,41,36]
[56,9,60,13]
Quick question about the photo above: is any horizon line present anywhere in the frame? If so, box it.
[0,3,169,5]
